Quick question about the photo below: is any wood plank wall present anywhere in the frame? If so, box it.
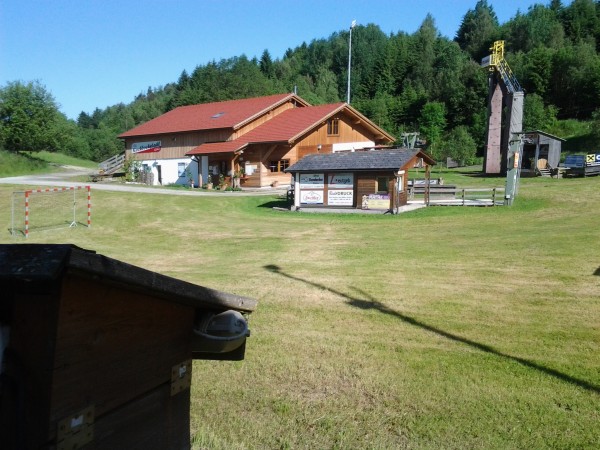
[125,130,232,161]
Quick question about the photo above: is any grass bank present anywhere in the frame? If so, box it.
[0,171,598,449]
[0,150,97,177]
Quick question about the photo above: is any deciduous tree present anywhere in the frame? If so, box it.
[0,81,64,152]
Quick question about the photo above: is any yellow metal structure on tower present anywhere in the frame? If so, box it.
[482,40,523,94]
[481,40,524,174]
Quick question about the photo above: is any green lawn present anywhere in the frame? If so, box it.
[1,171,598,449]
[0,150,97,177]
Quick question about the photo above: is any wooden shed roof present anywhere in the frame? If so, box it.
[521,130,566,142]
[0,244,257,313]
[285,148,436,173]
[118,93,308,138]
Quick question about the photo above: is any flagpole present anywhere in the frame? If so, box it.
[347,20,356,104]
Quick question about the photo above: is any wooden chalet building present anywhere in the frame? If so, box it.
[118,93,395,188]
[285,149,436,212]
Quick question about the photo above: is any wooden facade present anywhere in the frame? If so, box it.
[286,149,435,212]
[237,115,394,188]
[0,244,257,450]
[119,94,395,188]
[520,130,565,176]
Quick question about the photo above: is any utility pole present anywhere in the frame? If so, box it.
[347,20,356,104]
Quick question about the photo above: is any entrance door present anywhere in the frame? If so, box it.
[157,165,162,185]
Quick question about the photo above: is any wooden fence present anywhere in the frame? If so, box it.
[409,186,505,206]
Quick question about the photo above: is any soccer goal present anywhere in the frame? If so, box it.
[11,186,91,238]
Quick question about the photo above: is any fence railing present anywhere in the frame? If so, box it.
[409,186,505,206]
[99,153,125,174]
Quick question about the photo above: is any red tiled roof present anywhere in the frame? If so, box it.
[188,140,249,155]
[118,93,308,138]
[186,102,395,156]
[242,103,346,143]
[186,104,345,156]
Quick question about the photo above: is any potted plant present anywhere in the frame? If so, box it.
[185,168,194,188]
[233,168,245,189]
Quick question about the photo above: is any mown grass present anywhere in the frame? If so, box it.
[0,150,49,176]
[0,150,97,177]
[29,150,98,169]
[0,170,598,449]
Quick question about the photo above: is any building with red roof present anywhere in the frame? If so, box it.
[119,93,395,188]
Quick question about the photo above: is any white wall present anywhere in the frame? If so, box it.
[139,158,199,186]
[332,141,375,152]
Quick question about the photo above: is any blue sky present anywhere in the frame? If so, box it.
[1,0,554,120]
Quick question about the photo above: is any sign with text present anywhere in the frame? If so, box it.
[132,141,161,154]
[328,173,354,189]
[362,194,390,210]
[300,190,324,204]
[299,173,324,189]
[328,189,354,206]
[586,154,600,166]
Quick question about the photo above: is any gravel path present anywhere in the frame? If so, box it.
[0,166,288,197]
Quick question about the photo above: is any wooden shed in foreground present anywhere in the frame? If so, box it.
[0,244,257,450]
[285,149,436,212]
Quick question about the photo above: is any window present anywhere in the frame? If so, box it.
[397,174,404,193]
[377,177,389,193]
[269,159,290,173]
[178,162,186,177]
[327,118,339,136]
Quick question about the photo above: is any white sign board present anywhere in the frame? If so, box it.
[132,141,161,154]
[299,173,324,189]
[328,173,354,189]
[328,189,354,206]
[300,190,324,204]
[362,194,390,210]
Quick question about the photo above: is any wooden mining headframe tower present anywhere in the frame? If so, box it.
[481,41,524,175]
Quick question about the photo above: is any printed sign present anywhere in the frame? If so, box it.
[586,154,600,166]
[299,173,324,189]
[300,190,324,204]
[328,173,354,189]
[328,190,354,206]
[362,194,390,210]
[132,141,161,154]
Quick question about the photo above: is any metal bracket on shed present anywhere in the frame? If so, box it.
[171,359,192,396]
[57,405,95,450]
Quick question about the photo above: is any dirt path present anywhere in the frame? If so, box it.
[0,166,287,197]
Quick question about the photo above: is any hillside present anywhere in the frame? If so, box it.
[2,1,600,163]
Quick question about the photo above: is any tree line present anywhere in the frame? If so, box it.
[2,0,600,164]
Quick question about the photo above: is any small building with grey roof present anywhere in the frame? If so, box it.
[285,149,436,212]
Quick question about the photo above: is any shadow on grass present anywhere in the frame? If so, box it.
[594,267,600,276]
[455,170,507,179]
[257,199,290,209]
[264,264,600,395]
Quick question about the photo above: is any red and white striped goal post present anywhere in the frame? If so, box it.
[22,185,91,238]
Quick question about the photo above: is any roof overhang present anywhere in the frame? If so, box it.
[343,104,396,143]
[186,141,249,156]
[520,130,566,142]
[285,149,436,173]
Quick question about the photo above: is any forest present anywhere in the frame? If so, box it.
[1,0,600,165]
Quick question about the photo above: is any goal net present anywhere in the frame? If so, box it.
[11,186,91,238]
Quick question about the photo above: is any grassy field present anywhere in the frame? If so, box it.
[0,150,97,177]
[1,170,599,449]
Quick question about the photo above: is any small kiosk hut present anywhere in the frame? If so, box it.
[521,130,565,177]
[0,244,257,450]
[285,149,436,212]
